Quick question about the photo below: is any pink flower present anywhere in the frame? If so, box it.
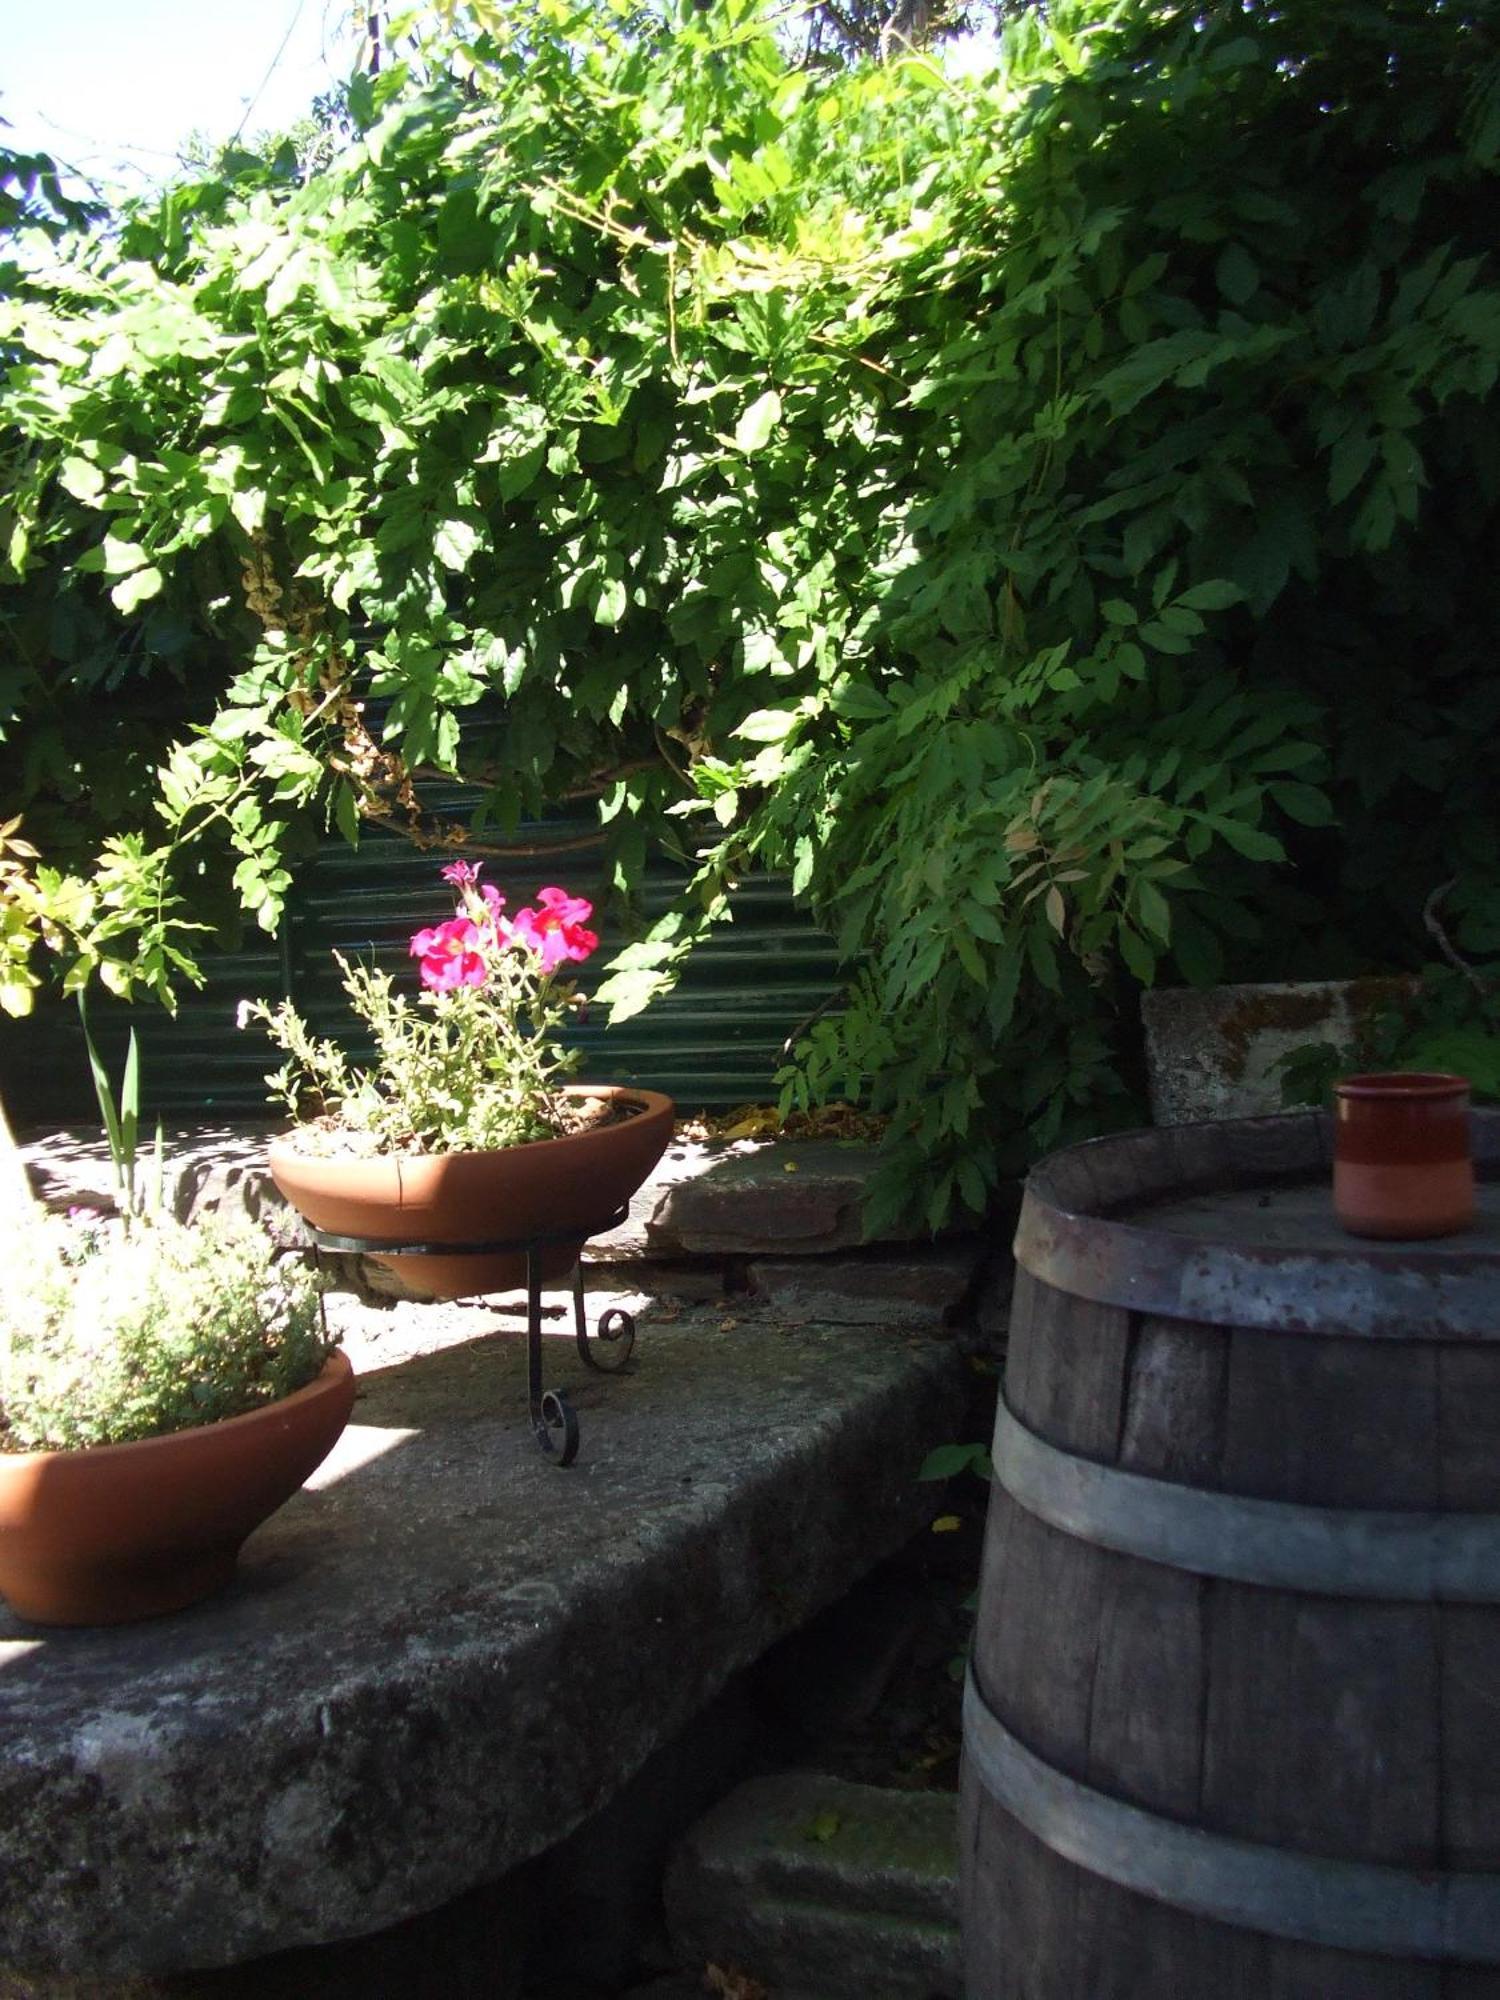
[440,860,481,889]
[410,916,489,992]
[508,885,599,974]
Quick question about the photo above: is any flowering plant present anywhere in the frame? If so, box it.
[241,867,601,1155]
[1,1207,329,1452]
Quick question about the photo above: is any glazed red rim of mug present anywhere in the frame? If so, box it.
[1334,1071,1470,1099]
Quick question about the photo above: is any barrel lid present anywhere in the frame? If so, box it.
[1015,1110,1500,1340]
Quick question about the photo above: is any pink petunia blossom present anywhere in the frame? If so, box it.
[507,885,599,973]
[411,916,489,992]
[440,860,481,889]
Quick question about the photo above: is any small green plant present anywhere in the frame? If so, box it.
[78,995,163,1224]
[918,1441,994,1485]
[0,1013,331,1453]
[0,1207,330,1452]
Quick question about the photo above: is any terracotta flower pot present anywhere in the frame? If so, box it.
[268,1085,675,1300]
[0,1351,355,1627]
[1333,1071,1475,1240]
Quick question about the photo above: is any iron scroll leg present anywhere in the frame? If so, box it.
[303,1209,636,1467]
[573,1264,636,1374]
[528,1247,579,1466]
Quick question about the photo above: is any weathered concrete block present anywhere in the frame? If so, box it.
[587,1140,897,1260]
[0,1308,967,1987]
[744,1243,982,1328]
[1140,978,1411,1126]
[666,1772,960,2000]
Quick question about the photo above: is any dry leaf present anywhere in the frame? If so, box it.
[704,1965,770,2000]
[676,1102,888,1144]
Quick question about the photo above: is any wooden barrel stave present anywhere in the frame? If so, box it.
[961,1801,1449,2000]
[975,1493,1445,1865]
[963,1116,1500,1995]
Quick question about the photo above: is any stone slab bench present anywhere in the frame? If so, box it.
[0,1302,968,1988]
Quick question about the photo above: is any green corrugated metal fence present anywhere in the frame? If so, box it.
[0,812,843,1129]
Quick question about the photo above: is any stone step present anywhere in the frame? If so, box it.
[743,1245,983,1330]
[665,1773,961,2000]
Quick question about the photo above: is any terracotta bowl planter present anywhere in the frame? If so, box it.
[268,1085,675,1300]
[0,1350,355,1627]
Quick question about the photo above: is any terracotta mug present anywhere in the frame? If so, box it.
[1333,1071,1474,1240]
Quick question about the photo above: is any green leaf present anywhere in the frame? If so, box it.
[1118,924,1156,985]
[1206,817,1286,863]
[102,535,148,575]
[58,456,106,503]
[919,1442,992,1481]
[334,783,361,846]
[110,566,165,614]
[119,1027,140,1203]
[831,681,892,720]
[954,928,987,983]
[1329,432,1378,506]
[1177,579,1243,612]
[77,995,129,1206]
[434,518,480,572]
[1138,620,1193,655]
[592,575,628,626]
[1216,243,1259,306]
[735,388,783,454]
[735,707,797,744]
[1269,782,1335,827]
[1135,877,1172,943]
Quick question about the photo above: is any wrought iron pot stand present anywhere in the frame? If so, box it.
[307,1207,637,1467]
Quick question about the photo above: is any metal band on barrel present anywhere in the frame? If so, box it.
[993,1397,1500,1603]
[963,1676,1500,1961]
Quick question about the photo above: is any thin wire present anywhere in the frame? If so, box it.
[28,111,175,161]
[231,0,313,146]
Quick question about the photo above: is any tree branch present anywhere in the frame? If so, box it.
[1422,877,1488,999]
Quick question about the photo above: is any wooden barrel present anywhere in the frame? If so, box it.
[961,1110,1500,1999]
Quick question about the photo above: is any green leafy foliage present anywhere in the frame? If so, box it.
[918,1440,993,1482]
[3,1,1500,1223]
